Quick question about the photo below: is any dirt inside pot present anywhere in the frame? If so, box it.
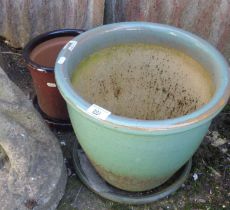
[72,43,215,120]
[0,145,10,172]
[30,36,74,68]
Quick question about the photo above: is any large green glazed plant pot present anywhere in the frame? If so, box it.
[55,22,230,192]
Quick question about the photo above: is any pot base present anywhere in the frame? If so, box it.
[72,141,192,205]
[33,96,72,129]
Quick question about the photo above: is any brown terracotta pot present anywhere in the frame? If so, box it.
[23,29,84,121]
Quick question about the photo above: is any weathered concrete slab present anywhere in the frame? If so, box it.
[105,0,230,61]
[0,67,66,210]
[0,0,105,48]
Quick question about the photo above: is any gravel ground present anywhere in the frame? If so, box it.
[0,39,229,210]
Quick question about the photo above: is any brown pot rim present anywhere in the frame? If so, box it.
[23,28,85,72]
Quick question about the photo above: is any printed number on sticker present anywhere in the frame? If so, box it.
[87,104,111,120]
[68,41,77,51]
[57,57,66,64]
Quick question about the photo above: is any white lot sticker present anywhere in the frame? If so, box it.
[87,104,111,120]
[57,56,66,64]
[68,41,78,51]
[63,42,69,49]
[47,82,56,87]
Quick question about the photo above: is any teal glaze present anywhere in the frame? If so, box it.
[55,22,230,191]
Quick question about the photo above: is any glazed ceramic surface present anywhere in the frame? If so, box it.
[55,22,230,191]
[23,29,84,121]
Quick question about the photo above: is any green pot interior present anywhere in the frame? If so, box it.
[71,43,214,120]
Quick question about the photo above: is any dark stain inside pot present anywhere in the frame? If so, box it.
[71,43,214,120]
[0,145,10,172]
[30,36,74,67]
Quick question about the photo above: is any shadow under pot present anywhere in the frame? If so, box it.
[23,29,84,123]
